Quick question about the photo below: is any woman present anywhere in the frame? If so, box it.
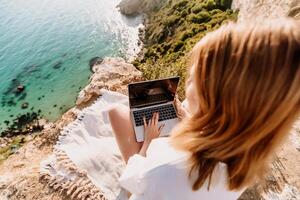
[108,19,300,199]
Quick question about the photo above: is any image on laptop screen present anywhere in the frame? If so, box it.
[128,77,179,108]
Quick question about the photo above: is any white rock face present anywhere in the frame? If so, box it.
[232,0,291,22]
[76,57,143,107]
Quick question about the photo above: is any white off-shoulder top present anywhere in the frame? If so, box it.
[119,137,244,200]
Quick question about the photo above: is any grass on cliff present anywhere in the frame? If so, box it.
[134,0,237,99]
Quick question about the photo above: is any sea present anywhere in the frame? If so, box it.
[0,0,143,132]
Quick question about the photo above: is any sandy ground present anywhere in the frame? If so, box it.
[0,109,77,200]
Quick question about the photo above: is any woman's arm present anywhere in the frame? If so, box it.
[139,112,164,157]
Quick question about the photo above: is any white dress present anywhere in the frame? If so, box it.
[119,137,244,200]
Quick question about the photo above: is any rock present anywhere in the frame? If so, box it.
[89,57,103,72]
[16,85,25,93]
[76,57,143,108]
[232,0,291,22]
[118,0,142,15]
[21,102,29,109]
[52,62,62,69]
[288,0,300,19]
[118,0,168,15]
[38,119,47,127]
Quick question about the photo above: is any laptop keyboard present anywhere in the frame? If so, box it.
[133,104,177,127]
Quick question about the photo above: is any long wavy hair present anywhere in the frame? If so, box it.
[171,19,300,191]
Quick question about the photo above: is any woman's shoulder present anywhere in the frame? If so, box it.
[145,138,228,182]
[146,137,187,163]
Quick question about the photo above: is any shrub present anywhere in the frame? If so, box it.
[173,41,184,52]
[210,8,223,15]
[172,0,189,11]
[155,45,164,53]
[162,43,171,53]
[191,4,204,14]
[209,12,227,26]
[180,30,195,41]
[144,48,157,58]
[174,10,181,16]
[204,0,217,10]
[191,25,206,34]
[215,0,233,9]
[163,15,180,27]
[181,10,188,17]
[220,0,233,9]
[156,27,170,43]
[190,11,212,24]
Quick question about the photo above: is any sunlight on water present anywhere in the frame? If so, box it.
[0,0,142,131]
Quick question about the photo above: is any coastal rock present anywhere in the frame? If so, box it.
[118,0,168,15]
[76,57,143,108]
[16,85,25,93]
[21,102,29,109]
[118,0,142,15]
[89,57,103,72]
[288,0,300,19]
[232,0,291,22]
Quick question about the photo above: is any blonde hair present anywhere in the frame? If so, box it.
[171,19,300,191]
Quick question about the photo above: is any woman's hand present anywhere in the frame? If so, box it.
[139,113,164,157]
[143,112,164,143]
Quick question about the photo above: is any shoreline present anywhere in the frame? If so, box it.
[0,4,145,164]
[0,0,144,137]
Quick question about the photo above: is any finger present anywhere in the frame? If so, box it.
[158,124,165,133]
[143,116,147,128]
[151,113,156,126]
[148,118,152,126]
[154,112,158,125]
[154,112,159,125]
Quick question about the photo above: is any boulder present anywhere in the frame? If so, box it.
[118,0,142,15]
[21,102,29,109]
[16,85,25,93]
[288,0,300,19]
[118,0,168,15]
[89,57,103,72]
[76,57,143,108]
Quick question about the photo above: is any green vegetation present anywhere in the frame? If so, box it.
[134,0,237,99]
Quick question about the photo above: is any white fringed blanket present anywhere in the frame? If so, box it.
[40,89,129,200]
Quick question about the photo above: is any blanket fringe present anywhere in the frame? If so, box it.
[40,90,129,199]
[40,149,108,200]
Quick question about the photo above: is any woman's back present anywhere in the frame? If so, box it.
[113,18,300,200]
[120,138,243,200]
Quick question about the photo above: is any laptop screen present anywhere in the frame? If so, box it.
[128,77,180,108]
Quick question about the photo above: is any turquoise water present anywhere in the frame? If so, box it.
[0,0,142,131]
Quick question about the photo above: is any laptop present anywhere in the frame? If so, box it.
[128,77,180,142]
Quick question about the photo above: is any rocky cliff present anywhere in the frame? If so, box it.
[0,58,143,200]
